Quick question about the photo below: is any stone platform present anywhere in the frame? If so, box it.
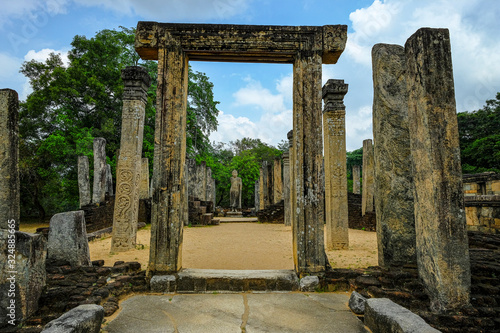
[151,269,299,293]
[219,217,258,223]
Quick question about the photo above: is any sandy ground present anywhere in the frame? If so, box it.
[88,222,378,270]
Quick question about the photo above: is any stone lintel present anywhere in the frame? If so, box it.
[135,22,347,64]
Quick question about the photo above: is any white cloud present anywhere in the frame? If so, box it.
[0,0,68,29]
[73,0,250,20]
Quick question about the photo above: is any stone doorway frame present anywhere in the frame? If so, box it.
[135,22,347,276]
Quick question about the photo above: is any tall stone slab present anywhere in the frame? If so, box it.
[0,89,20,230]
[187,158,197,198]
[372,43,416,267]
[261,161,269,209]
[258,167,265,210]
[77,156,91,208]
[361,139,375,216]
[273,157,283,203]
[206,167,215,205]
[322,79,349,250]
[47,211,91,267]
[105,164,114,197]
[287,130,296,230]
[140,158,150,199]
[292,49,326,274]
[254,179,260,210]
[352,165,361,194]
[92,138,107,204]
[194,162,207,200]
[149,45,189,274]
[0,230,46,329]
[405,28,470,312]
[182,163,189,226]
[282,151,291,226]
[266,162,274,207]
[111,66,151,252]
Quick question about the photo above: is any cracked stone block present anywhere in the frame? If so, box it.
[41,304,104,333]
[300,276,320,292]
[349,291,367,314]
[150,275,176,293]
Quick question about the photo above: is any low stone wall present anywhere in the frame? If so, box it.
[81,196,151,233]
[465,195,500,234]
[256,200,284,223]
[348,192,376,231]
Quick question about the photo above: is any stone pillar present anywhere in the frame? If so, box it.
[92,138,107,204]
[258,167,265,210]
[47,211,91,267]
[405,28,470,312]
[149,46,189,274]
[254,179,260,211]
[287,130,295,231]
[105,164,114,197]
[182,162,189,226]
[140,158,150,199]
[273,157,283,203]
[266,162,274,207]
[292,50,325,274]
[282,151,291,226]
[206,167,215,205]
[0,89,19,230]
[352,165,361,194]
[211,178,216,208]
[322,79,349,250]
[372,43,416,267]
[187,158,196,198]
[194,162,206,200]
[0,230,46,329]
[111,66,151,252]
[361,139,374,216]
[261,161,269,208]
[77,156,91,208]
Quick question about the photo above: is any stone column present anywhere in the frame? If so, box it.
[187,158,196,198]
[255,179,260,211]
[111,66,151,252]
[92,138,107,204]
[292,50,325,274]
[322,79,349,250]
[258,167,265,210]
[282,151,291,226]
[361,139,374,216]
[372,43,416,267]
[261,161,269,208]
[194,162,206,200]
[0,89,19,230]
[352,165,361,194]
[105,164,114,197]
[182,163,189,226]
[78,156,91,207]
[273,157,283,203]
[405,28,470,312]
[149,46,189,274]
[206,167,214,204]
[140,158,150,199]
[287,130,295,231]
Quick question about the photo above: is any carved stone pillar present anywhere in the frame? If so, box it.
[110,66,151,252]
[361,139,374,216]
[78,156,91,208]
[292,51,325,274]
[352,165,360,194]
[258,167,264,210]
[149,45,189,274]
[140,158,150,199]
[255,179,260,211]
[405,28,470,312]
[282,151,291,226]
[322,79,349,250]
[287,130,295,230]
[92,138,107,204]
[273,157,283,204]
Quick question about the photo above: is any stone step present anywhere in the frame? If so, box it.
[150,269,299,293]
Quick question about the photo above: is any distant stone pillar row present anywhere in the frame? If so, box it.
[282,151,291,226]
[0,89,20,230]
[361,139,374,216]
[258,167,265,210]
[110,66,151,253]
[405,28,470,312]
[78,156,91,208]
[254,179,260,211]
[352,165,360,194]
[140,158,150,199]
[322,79,349,250]
[372,43,416,268]
[273,157,283,204]
[266,161,273,207]
[92,138,107,204]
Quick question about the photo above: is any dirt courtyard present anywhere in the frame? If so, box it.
[89,222,378,270]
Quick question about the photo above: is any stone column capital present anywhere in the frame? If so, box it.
[287,129,293,148]
[322,79,348,113]
[121,66,152,102]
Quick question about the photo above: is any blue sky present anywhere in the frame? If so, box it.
[1,0,499,151]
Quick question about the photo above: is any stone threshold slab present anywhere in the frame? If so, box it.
[151,269,299,293]
[218,217,258,222]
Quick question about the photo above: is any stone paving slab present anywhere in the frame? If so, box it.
[103,293,368,333]
[219,217,259,222]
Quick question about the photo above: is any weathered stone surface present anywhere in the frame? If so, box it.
[323,79,349,250]
[0,230,46,329]
[273,157,283,204]
[364,298,441,333]
[261,161,269,209]
[230,170,242,210]
[92,138,107,204]
[352,165,360,194]
[254,179,260,210]
[0,89,19,230]
[372,43,416,267]
[150,275,176,293]
[300,275,319,292]
[139,158,150,199]
[405,28,470,312]
[149,44,189,274]
[77,156,91,208]
[41,304,104,333]
[266,161,274,208]
[105,163,114,197]
[47,211,91,267]
[282,151,291,226]
[206,167,215,208]
[348,291,367,315]
[287,130,296,231]
[362,139,375,216]
[111,66,151,252]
